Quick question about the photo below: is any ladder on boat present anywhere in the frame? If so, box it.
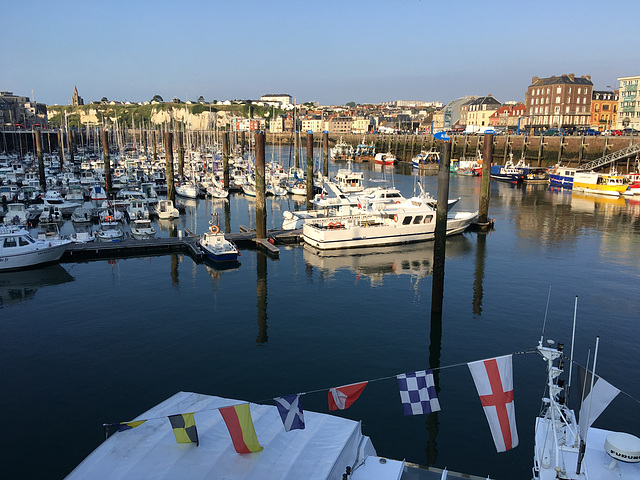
[581,143,640,171]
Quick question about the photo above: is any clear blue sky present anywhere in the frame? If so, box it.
[4,0,637,106]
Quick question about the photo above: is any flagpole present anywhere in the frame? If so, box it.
[577,336,600,475]
[539,285,552,346]
[566,295,578,404]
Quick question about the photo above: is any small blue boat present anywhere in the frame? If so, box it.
[199,224,239,263]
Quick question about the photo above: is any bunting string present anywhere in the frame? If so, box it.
[103,348,537,428]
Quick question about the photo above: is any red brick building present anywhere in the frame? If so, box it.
[525,74,593,129]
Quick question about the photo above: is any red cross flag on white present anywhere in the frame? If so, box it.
[467,354,518,452]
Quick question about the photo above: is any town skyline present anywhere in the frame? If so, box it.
[4,0,637,107]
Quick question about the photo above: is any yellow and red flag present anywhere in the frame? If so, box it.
[219,404,263,453]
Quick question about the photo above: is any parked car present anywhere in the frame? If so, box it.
[622,128,640,135]
[603,129,622,136]
[578,128,600,136]
[543,128,562,136]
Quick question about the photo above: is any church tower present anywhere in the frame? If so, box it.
[72,86,84,106]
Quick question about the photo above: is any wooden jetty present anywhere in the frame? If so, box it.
[60,229,302,263]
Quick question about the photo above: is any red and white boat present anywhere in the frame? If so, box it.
[373,152,397,165]
[626,172,640,195]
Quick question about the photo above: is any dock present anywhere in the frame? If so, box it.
[60,228,302,263]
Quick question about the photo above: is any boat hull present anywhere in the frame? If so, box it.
[0,242,69,271]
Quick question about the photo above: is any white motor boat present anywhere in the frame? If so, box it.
[155,199,179,220]
[42,190,80,215]
[198,223,238,263]
[3,203,28,226]
[130,219,156,240]
[96,225,124,242]
[127,199,150,220]
[0,226,70,271]
[40,204,65,224]
[303,196,477,250]
[71,207,93,224]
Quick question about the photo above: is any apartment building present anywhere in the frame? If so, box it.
[617,75,640,130]
[590,91,618,131]
[525,74,593,129]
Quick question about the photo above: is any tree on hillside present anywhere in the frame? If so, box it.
[346,101,356,107]
[197,95,205,104]
[151,94,164,103]
[101,97,108,103]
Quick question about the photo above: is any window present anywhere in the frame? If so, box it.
[556,97,561,103]
[402,216,412,225]
[557,87,562,94]
[424,215,433,224]
[555,106,560,113]
[578,88,582,94]
[413,216,423,224]
[595,104,599,112]
[3,238,17,248]
[19,237,30,246]
[602,104,608,111]
[565,106,570,113]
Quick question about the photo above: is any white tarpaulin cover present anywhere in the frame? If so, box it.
[65,391,381,480]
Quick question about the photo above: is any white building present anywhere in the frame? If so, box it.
[617,75,640,130]
[260,94,292,106]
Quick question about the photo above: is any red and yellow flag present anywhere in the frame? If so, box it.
[219,404,263,453]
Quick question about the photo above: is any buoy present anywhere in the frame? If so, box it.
[393,215,398,222]
[209,225,219,234]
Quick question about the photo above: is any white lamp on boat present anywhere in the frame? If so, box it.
[605,432,640,469]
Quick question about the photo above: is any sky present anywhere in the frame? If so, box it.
[3,0,638,107]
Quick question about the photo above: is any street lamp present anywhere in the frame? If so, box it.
[606,85,613,131]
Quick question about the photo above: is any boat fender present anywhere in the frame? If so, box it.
[394,215,398,222]
[395,201,401,204]
[209,225,219,234]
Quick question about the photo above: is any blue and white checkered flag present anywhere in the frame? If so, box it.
[274,394,305,431]
[397,370,441,415]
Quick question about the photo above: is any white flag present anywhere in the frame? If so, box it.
[577,365,620,439]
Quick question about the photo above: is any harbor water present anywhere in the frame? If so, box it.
[2,161,640,479]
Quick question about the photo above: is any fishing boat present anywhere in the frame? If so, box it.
[332,161,365,193]
[302,196,477,250]
[490,157,527,183]
[625,172,640,195]
[533,335,640,479]
[0,225,70,271]
[523,167,550,185]
[548,165,584,188]
[374,152,397,165]
[412,148,440,170]
[198,223,238,263]
[330,136,354,161]
[572,171,629,196]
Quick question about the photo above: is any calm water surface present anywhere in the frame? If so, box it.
[2,161,640,479]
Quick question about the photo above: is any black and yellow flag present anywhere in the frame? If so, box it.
[168,413,199,446]
[116,420,146,432]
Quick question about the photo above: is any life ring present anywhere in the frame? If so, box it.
[105,215,113,222]
[327,222,335,228]
[334,222,342,228]
[395,201,401,204]
[393,215,398,222]
[209,225,219,234]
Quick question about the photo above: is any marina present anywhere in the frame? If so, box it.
[1,158,640,479]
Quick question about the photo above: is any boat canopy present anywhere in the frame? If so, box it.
[65,391,395,480]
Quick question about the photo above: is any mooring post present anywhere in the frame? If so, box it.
[178,131,185,180]
[152,130,157,161]
[557,136,565,165]
[294,130,300,169]
[255,132,267,239]
[538,135,546,166]
[431,140,451,314]
[69,130,75,165]
[57,129,65,168]
[322,131,329,177]
[35,128,46,193]
[164,131,175,204]
[222,132,230,189]
[256,252,268,344]
[101,128,112,197]
[241,131,246,156]
[478,133,493,226]
[306,131,314,210]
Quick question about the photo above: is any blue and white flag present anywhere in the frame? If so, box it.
[274,394,305,432]
[397,370,441,415]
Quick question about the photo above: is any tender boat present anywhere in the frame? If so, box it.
[198,223,238,263]
[303,196,477,250]
[412,148,440,170]
[0,226,70,271]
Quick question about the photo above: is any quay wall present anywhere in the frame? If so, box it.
[3,130,639,171]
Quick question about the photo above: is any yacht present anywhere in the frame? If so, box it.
[42,190,80,215]
[155,199,180,220]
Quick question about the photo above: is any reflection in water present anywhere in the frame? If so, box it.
[0,264,74,307]
[170,254,179,286]
[157,218,178,236]
[426,311,443,465]
[302,236,471,286]
[473,233,487,316]
[256,252,268,344]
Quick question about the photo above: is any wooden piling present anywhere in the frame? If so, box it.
[322,131,329,177]
[222,132,230,189]
[152,131,157,161]
[478,133,493,225]
[164,131,175,204]
[101,128,112,197]
[306,131,314,210]
[35,128,46,192]
[256,252,268,344]
[538,135,546,166]
[431,140,451,314]
[557,136,565,165]
[255,132,267,239]
[294,130,300,169]
[177,131,185,180]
